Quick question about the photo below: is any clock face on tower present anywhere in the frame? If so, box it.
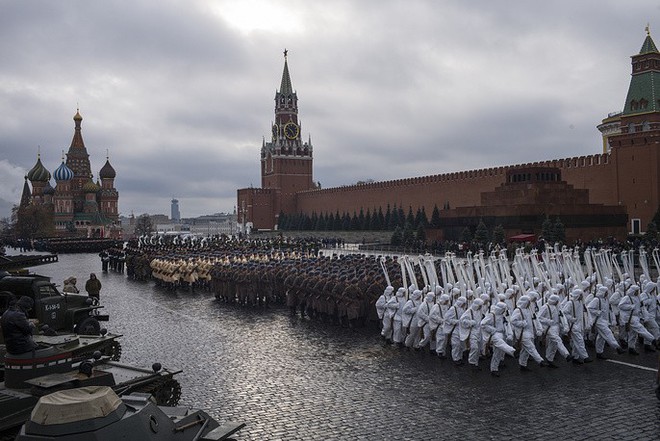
[284,122,299,140]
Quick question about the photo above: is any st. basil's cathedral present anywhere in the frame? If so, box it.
[20,110,120,238]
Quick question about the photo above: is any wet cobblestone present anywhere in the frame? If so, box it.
[34,253,660,440]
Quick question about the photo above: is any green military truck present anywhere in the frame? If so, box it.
[0,272,108,337]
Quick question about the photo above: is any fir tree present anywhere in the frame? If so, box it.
[397,206,406,228]
[384,204,392,230]
[358,208,366,231]
[406,206,415,226]
[460,226,472,243]
[416,224,426,243]
[430,205,441,228]
[541,216,554,242]
[342,213,351,230]
[492,224,505,245]
[364,208,374,230]
[646,221,658,241]
[377,206,386,230]
[474,219,489,247]
[390,205,400,230]
[402,222,415,247]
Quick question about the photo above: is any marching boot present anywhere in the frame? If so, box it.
[628,348,640,355]
[644,344,656,353]
[615,347,625,355]
[490,370,500,377]
[519,364,532,372]
[596,353,608,360]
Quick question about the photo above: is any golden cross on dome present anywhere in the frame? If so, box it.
[283,48,288,59]
[646,23,650,36]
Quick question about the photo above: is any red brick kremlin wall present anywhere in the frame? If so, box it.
[296,152,618,219]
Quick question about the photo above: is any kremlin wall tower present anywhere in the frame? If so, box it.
[238,30,660,243]
[20,110,119,238]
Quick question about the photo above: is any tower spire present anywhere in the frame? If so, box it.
[280,49,293,95]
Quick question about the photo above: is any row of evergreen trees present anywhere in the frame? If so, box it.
[278,204,443,232]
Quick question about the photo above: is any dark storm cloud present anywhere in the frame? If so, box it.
[0,0,657,218]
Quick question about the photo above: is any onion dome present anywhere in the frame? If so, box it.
[99,159,116,179]
[27,155,51,182]
[53,160,74,181]
[43,181,55,195]
[73,109,83,122]
[82,179,100,193]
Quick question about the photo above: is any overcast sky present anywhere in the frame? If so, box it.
[1,1,657,219]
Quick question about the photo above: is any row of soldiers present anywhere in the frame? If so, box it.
[375,247,660,376]
[120,237,393,327]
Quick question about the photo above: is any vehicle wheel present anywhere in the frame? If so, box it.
[103,340,122,361]
[75,316,101,335]
[153,378,182,406]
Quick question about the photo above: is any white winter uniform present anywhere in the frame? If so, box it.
[587,289,621,354]
[640,283,660,343]
[538,297,570,361]
[376,286,394,339]
[403,290,423,348]
[417,293,436,349]
[481,303,515,373]
[459,300,483,366]
[444,298,466,362]
[511,296,544,366]
[618,287,655,349]
[429,298,450,355]
[387,289,407,344]
[561,290,590,360]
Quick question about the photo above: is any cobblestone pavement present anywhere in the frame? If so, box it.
[32,253,660,440]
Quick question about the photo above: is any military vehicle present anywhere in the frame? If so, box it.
[0,271,108,336]
[0,335,180,433]
[15,386,244,441]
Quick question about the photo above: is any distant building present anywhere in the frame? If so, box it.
[21,110,120,238]
[171,199,180,222]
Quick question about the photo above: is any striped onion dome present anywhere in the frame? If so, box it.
[53,160,74,181]
[27,155,51,182]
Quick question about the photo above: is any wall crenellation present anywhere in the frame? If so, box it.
[300,152,612,197]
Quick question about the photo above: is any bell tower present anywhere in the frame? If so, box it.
[261,50,314,212]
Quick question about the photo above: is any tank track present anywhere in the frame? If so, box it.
[133,376,182,406]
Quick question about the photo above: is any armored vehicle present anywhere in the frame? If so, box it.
[0,334,180,433]
[0,272,108,336]
[15,386,244,441]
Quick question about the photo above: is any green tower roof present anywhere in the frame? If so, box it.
[622,29,660,116]
[639,34,658,54]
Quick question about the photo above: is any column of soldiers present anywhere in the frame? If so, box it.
[375,247,660,377]
[120,235,390,327]
[118,234,660,378]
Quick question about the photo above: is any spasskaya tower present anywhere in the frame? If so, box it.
[237,50,315,231]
